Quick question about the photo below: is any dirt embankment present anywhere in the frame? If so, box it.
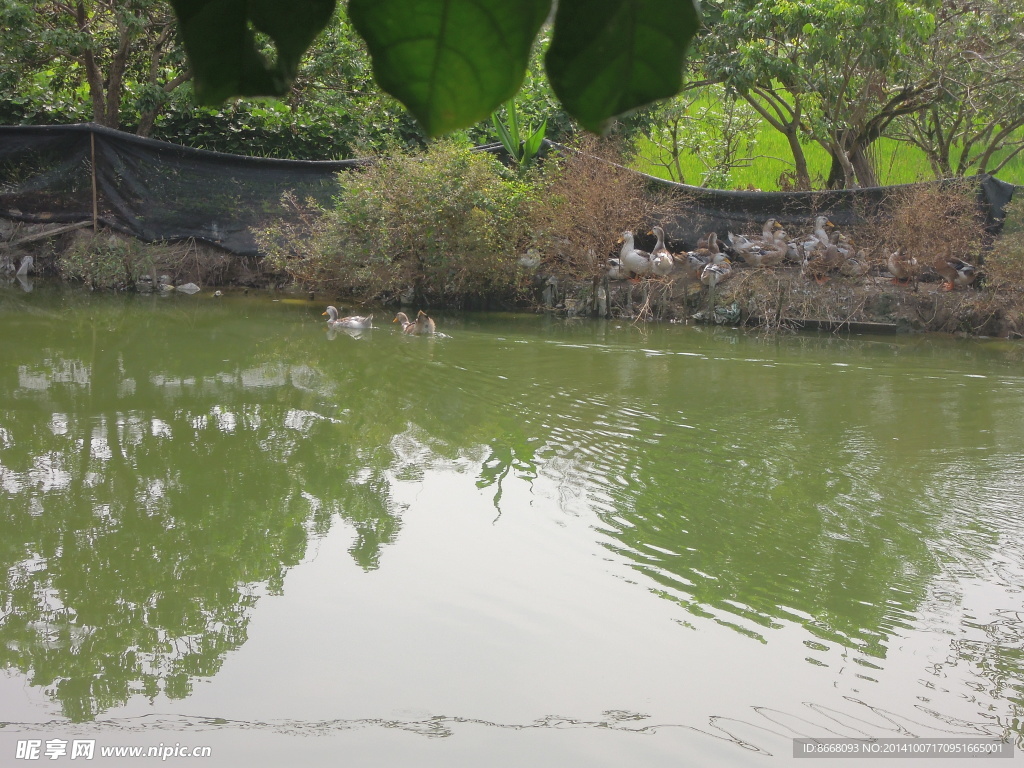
[1,224,267,291]
[593,266,1024,337]
[4,219,1024,339]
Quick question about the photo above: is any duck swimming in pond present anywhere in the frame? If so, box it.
[394,310,436,335]
[323,306,373,329]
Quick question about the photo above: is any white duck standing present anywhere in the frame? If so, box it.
[650,226,675,277]
[618,230,654,280]
[701,259,733,288]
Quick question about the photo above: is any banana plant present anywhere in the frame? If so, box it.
[491,98,547,171]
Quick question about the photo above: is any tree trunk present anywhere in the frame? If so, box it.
[784,124,812,190]
[136,71,192,137]
[850,145,878,188]
[76,1,106,124]
[104,20,134,129]
[826,136,872,189]
[826,155,844,189]
[826,145,860,190]
[837,150,859,189]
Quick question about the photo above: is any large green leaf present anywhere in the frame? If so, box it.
[348,0,552,136]
[170,0,337,104]
[546,0,700,132]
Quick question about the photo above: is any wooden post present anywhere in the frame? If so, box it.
[90,129,98,232]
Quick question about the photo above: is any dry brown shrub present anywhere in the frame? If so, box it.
[722,268,870,332]
[871,180,987,267]
[606,277,680,322]
[982,239,1024,294]
[1001,194,1024,236]
[970,218,1024,335]
[983,197,1024,294]
[154,238,237,285]
[529,136,664,280]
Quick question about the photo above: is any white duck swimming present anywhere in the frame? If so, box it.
[323,306,373,329]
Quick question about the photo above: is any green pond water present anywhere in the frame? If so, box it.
[2,284,1024,766]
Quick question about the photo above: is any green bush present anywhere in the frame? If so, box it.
[256,141,542,304]
[57,233,153,290]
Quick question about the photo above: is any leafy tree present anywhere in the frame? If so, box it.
[645,85,768,187]
[0,0,191,134]
[699,0,938,189]
[895,0,1024,178]
[286,8,425,152]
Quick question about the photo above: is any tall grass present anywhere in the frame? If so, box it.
[633,98,1024,190]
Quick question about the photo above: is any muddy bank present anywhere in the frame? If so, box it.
[3,222,1023,339]
[1,224,267,291]
[528,264,1024,338]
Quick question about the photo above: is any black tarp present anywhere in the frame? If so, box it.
[646,172,1017,249]
[1,124,1018,256]
[1,123,367,255]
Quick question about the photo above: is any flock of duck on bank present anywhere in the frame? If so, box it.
[611,216,979,292]
[319,216,982,330]
[322,305,436,335]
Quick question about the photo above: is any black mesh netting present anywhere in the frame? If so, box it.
[1,123,366,255]
[654,169,1016,249]
[1,123,1017,256]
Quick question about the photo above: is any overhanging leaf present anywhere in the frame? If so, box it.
[349,0,552,136]
[170,0,336,104]
[546,0,700,132]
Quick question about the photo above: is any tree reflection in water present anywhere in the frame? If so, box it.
[1,291,1023,741]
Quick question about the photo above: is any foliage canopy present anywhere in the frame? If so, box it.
[168,0,700,135]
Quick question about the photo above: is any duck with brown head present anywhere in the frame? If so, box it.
[393,310,436,335]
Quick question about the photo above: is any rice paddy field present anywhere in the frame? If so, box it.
[632,97,1024,191]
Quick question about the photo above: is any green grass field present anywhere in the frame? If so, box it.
[632,108,1024,191]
